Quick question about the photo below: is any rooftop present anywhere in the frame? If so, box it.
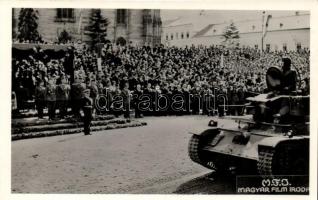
[195,13,309,38]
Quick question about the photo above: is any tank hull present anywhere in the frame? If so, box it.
[188,123,309,176]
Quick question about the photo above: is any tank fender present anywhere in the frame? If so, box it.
[258,136,308,148]
[188,127,220,137]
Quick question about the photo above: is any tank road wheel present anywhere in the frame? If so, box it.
[257,142,309,177]
[188,134,227,173]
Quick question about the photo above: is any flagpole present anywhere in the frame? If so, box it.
[261,11,265,53]
[78,9,83,41]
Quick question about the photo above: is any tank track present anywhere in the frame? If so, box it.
[188,134,224,171]
[257,147,275,177]
[257,142,309,177]
[188,135,205,165]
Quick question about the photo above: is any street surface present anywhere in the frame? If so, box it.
[12,116,236,194]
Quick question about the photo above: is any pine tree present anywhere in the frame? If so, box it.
[87,9,109,48]
[12,10,17,40]
[17,8,42,42]
[222,22,240,48]
[58,29,72,44]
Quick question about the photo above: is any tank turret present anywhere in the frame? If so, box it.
[246,66,309,130]
[188,65,309,178]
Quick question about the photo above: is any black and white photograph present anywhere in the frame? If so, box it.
[8,7,312,195]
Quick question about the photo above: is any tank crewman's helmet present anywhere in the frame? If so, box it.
[84,89,90,94]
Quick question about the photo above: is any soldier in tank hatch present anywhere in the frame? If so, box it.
[273,57,298,123]
[281,57,297,93]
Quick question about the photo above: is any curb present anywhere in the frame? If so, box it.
[12,121,147,141]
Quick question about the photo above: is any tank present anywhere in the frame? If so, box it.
[188,66,309,177]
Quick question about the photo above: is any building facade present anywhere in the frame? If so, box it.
[163,12,309,51]
[161,18,194,47]
[13,8,162,46]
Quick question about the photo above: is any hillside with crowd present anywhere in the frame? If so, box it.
[12,43,310,119]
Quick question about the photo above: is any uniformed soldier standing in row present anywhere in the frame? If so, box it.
[34,80,46,119]
[88,79,99,114]
[81,89,93,135]
[71,75,86,119]
[56,76,70,119]
[46,78,57,120]
[134,84,143,118]
[122,82,131,118]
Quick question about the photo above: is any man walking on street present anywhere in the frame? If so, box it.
[82,89,93,135]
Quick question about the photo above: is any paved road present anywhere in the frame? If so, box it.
[12,116,236,194]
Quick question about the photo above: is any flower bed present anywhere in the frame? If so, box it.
[12,121,147,141]
[12,115,115,128]
[12,118,129,134]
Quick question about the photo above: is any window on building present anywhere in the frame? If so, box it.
[117,9,127,24]
[283,43,287,51]
[252,25,255,30]
[166,35,169,41]
[186,32,190,38]
[254,44,258,49]
[213,29,216,33]
[171,34,173,40]
[181,33,184,39]
[266,44,270,52]
[280,23,283,28]
[297,43,302,52]
[56,9,75,22]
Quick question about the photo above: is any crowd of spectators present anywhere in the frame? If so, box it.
[12,43,310,119]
